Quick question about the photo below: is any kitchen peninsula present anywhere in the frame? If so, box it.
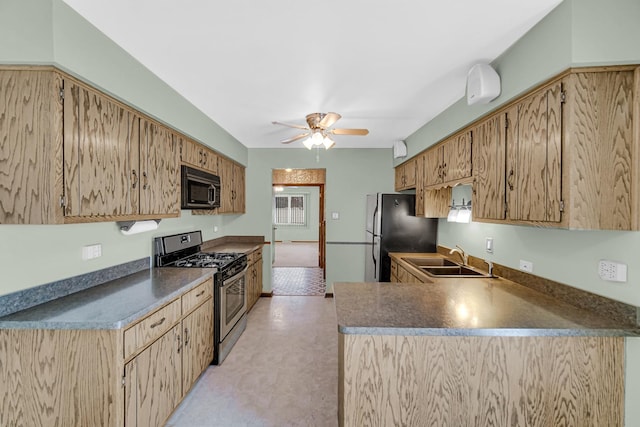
[335,256,639,427]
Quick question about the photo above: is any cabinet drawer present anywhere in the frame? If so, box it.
[123,298,181,359]
[248,247,262,264]
[182,277,213,315]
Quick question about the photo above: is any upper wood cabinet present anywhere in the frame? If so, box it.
[506,82,563,223]
[414,153,426,216]
[0,69,64,224]
[179,136,219,175]
[472,114,507,221]
[139,118,180,216]
[217,156,245,214]
[63,82,139,218]
[424,131,472,188]
[394,157,416,191]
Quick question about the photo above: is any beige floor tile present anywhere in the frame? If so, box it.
[166,296,338,427]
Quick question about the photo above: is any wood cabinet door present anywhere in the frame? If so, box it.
[424,187,452,218]
[139,120,179,216]
[203,149,219,175]
[255,258,263,300]
[415,153,425,216]
[403,158,417,188]
[507,83,562,222]
[394,165,405,191]
[424,146,443,186]
[232,164,245,213]
[182,298,214,396]
[63,82,138,218]
[0,70,64,224]
[443,131,472,182]
[125,324,181,427]
[217,157,234,213]
[472,114,506,220]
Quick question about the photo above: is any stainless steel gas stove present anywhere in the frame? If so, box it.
[154,230,248,365]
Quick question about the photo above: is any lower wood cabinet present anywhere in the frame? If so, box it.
[0,276,214,427]
[125,324,182,427]
[390,259,426,283]
[247,247,263,311]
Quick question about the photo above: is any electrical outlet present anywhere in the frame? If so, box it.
[598,260,627,282]
[519,259,533,273]
[332,212,340,220]
[214,226,219,232]
[82,244,102,260]
[485,237,493,253]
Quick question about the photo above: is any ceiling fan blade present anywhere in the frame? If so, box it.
[272,121,310,131]
[329,128,369,136]
[319,112,341,129]
[280,132,310,144]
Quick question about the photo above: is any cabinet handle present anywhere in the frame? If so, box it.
[177,333,182,354]
[203,152,207,164]
[199,151,203,165]
[472,178,477,194]
[132,169,138,189]
[196,290,205,298]
[150,317,166,329]
[142,171,148,190]
[507,169,515,191]
[184,327,190,347]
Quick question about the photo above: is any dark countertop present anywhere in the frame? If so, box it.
[0,268,213,330]
[335,255,640,337]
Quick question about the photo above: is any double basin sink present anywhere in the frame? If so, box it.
[402,256,490,278]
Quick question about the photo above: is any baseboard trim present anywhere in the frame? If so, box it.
[324,293,333,298]
[260,291,273,298]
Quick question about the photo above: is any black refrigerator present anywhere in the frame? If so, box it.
[365,193,438,282]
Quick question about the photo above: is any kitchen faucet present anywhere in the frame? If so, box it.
[449,245,468,265]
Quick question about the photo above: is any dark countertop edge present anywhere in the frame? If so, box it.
[0,271,214,331]
[337,325,640,337]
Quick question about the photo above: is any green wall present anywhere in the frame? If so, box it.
[0,0,244,295]
[227,148,394,292]
[274,186,320,242]
[404,0,640,424]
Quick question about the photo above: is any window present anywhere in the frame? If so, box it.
[274,194,306,226]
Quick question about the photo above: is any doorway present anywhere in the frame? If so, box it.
[271,169,326,296]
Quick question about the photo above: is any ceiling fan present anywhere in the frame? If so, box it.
[272,112,369,149]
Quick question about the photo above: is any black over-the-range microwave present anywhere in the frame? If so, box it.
[181,165,221,209]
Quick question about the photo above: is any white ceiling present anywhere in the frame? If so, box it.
[62,0,562,149]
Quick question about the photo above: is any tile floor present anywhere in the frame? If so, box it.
[166,296,338,427]
[272,267,326,296]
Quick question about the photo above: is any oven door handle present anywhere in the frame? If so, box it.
[223,265,249,285]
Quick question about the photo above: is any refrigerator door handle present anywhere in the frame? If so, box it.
[372,235,377,280]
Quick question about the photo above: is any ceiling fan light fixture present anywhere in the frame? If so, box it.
[302,137,314,150]
[322,135,335,149]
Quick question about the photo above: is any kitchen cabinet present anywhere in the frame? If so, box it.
[63,81,140,218]
[1,276,214,427]
[505,82,562,223]
[414,153,426,216]
[424,130,472,188]
[125,324,182,427]
[423,187,452,218]
[0,68,64,224]
[472,113,507,220]
[247,247,263,311]
[394,157,416,191]
[181,298,214,396]
[1,67,181,224]
[390,258,425,283]
[218,157,246,214]
[139,118,180,217]
[179,136,219,174]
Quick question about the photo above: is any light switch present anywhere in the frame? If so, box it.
[485,237,493,253]
[331,212,340,220]
[82,244,102,260]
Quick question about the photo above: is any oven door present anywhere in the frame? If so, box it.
[219,266,248,340]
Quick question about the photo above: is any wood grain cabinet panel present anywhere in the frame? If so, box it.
[414,153,426,216]
[339,334,624,427]
[0,69,64,224]
[506,82,562,222]
[472,113,507,220]
[424,147,443,187]
[125,324,182,427]
[423,130,472,188]
[247,248,263,311]
[139,119,180,216]
[394,158,416,191]
[63,82,139,218]
[216,157,245,214]
[182,298,214,396]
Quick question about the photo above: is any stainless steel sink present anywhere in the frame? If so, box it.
[403,257,459,268]
[421,265,490,278]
